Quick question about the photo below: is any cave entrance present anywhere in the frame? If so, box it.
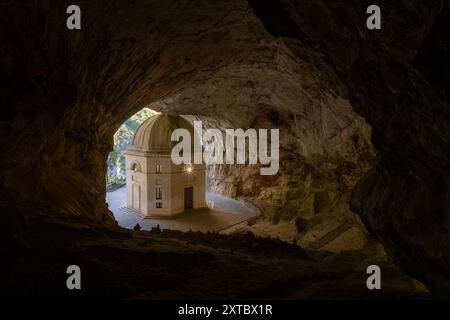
[105,109,258,232]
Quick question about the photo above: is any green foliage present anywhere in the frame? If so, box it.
[106,108,156,184]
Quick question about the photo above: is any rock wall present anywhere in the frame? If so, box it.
[248,0,450,297]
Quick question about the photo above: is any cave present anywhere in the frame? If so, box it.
[1,0,449,301]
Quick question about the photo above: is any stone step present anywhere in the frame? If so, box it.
[119,205,142,216]
[307,222,353,250]
[118,206,144,228]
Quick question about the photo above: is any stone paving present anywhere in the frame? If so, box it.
[106,186,257,232]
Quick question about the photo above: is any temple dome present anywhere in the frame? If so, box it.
[126,113,197,154]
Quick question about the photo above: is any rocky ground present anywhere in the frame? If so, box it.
[223,215,369,253]
[2,207,428,299]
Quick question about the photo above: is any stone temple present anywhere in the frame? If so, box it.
[124,113,206,217]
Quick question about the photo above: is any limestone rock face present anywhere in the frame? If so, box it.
[249,0,450,297]
[175,53,376,249]
[1,0,448,297]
